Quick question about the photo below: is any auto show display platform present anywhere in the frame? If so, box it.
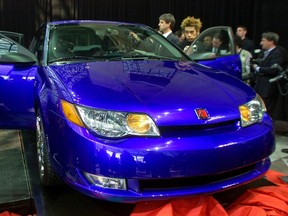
[0,130,35,215]
[0,129,288,216]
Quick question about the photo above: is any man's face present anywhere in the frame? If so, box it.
[203,36,212,47]
[236,27,246,38]
[212,38,222,48]
[158,20,170,33]
[260,38,273,50]
[184,26,199,42]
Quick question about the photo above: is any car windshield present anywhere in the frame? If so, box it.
[47,23,188,63]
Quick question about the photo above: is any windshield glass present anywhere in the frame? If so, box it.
[47,23,188,63]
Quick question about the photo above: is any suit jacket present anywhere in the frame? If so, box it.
[166,32,179,45]
[254,46,286,98]
[213,44,230,56]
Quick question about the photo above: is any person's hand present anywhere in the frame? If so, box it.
[252,64,258,70]
[183,45,190,53]
[129,32,140,42]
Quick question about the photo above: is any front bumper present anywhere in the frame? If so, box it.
[47,112,275,203]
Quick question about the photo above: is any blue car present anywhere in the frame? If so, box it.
[0,20,275,203]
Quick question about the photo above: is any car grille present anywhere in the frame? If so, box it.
[138,163,256,192]
[159,120,238,133]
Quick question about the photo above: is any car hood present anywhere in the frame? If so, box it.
[50,60,255,126]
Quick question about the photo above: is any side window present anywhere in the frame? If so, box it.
[0,31,24,45]
[0,33,36,65]
[188,27,235,58]
[0,34,19,54]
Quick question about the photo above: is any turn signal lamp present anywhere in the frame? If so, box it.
[61,100,84,127]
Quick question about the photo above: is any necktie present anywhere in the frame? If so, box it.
[264,50,269,59]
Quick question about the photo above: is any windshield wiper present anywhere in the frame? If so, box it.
[48,55,95,63]
[108,55,156,61]
[107,53,178,61]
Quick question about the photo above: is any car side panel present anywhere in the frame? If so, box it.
[198,54,242,79]
[0,64,36,128]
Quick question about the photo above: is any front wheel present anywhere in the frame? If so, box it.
[36,110,59,186]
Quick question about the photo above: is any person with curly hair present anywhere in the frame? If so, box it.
[178,16,202,51]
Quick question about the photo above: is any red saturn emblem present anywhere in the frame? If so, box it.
[195,108,210,120]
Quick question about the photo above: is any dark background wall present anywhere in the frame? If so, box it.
[0,0,288,50]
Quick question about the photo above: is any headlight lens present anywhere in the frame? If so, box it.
[74,104,160,138]
[126,114,152,133]
[239,94,266,127]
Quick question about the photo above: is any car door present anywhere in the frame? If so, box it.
[187,26,242,79]
[0,33,37,128]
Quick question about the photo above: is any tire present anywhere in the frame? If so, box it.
[36,110,59,186]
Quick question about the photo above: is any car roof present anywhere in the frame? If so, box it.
[47,20,143,27]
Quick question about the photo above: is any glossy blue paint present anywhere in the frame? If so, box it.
[48,61,254,126]
[35,56,275,202]
[0,20,275,203]
[198,54,242,79]
[46,112,274,178]
[64,158,271,203]
[43,108,274,203]
[0,64,36,128]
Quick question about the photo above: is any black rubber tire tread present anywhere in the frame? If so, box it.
[36,109,61,186]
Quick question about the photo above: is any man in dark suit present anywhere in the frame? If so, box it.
[211,33,229,56]
[252,32,287,118]
[158,13,179,45]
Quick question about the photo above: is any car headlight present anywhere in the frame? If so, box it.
[61,100,160,138]
[239,94,266,127]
